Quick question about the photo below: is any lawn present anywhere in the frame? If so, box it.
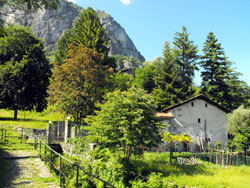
[0,106,65,129]
[131,152,250,188]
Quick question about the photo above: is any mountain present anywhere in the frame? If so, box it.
[2,0,145,62]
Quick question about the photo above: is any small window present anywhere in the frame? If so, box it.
[205,103,208,108]
[191,102,194,106]
[198,118,201,123]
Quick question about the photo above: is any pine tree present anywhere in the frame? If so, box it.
[56,7,109,65]
[173,26,199,95]
[152,41,183,110]
[199,32,232,108]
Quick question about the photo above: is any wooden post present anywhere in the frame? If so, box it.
[4,130,6,141]
[39,140,41,158]
[59,156,62,187]
[50,150,52,172]
[21,128,23,143]
[1,129,3,141]
[48,122,52,144]
[44,144,47,161]
[76,165,79,188]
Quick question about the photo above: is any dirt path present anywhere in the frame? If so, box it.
[2,149,59,188]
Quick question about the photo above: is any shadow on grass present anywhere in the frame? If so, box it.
[0,117,49,123]
[131,159,212,177]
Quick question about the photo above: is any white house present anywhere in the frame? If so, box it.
[156,95,231,151]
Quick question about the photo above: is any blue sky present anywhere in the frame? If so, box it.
[71,0,250,85]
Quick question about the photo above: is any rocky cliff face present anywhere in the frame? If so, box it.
[3,0,145,62]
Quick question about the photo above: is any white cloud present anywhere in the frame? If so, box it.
[120,0,131,5]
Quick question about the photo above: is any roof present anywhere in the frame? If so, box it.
[155,112,174,119]
[162,94,231,114]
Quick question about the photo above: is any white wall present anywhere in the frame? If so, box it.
[167,99,228,148]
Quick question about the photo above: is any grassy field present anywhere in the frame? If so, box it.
[0,106,65,129]
[131,152,250,188]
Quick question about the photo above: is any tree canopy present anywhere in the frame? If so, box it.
[199,32,247,109]
[48,45,112,123]
[86,87,164,158]
[55,7,109,65]
[0,25,51,119]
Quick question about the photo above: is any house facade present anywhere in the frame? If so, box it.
[157,95,231,151]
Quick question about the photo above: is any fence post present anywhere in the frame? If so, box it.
[76,165,79,188]
[1,129,3,141]
[20,128,23,143]
[4,130,6,141]
[44,144,47,161]
[59,156,62,187]
[39,140,41,158]
[50,150,52,172]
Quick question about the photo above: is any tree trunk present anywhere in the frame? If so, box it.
[14,108,18,120]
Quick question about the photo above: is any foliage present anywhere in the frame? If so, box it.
[107,71,134,92]
[228,105,250,135]
[134,64,158,93]
[152,41,187,110]
[161,131,192,163]
[65,137,89,156]
[48,45,111,123]
[0,25,51,119]
[173,26,198,98]
[86,87,164,159]
[112,54,142,65]
[161,132,192,144]
[199,31,246,110]
[55,7,109,65]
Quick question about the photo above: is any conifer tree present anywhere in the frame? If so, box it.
[199,32,232,108]
[56,7,109,65]
[152,41,183,110]
[173,26,198,98]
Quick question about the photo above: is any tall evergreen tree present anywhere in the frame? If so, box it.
[173,26,198,99]
[55,7,109,65]
[152,41,184,110]
[199,32,232,108]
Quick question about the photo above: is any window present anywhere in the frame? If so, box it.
[191,102,194,106]
[198,118,201,123]
[205,103,208,107]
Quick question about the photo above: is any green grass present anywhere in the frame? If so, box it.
[131,152,250,188]
[0,106,65,129]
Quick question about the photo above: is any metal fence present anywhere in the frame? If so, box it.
[192,149,250,166]
[35,140,117,188]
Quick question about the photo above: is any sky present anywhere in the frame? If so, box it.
[70,0,249,85]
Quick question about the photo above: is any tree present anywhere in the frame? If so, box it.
[227,106,250,156]
[173,26,198,98]
[86,87,164,159]
[152,41,190,110]
[161,131,192,163]
[199,32,243,109]
[134,64,158,93]
[228,106,250,135]
[48,45,111,123]
[0,25,51,119]
[55,7,109,65]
